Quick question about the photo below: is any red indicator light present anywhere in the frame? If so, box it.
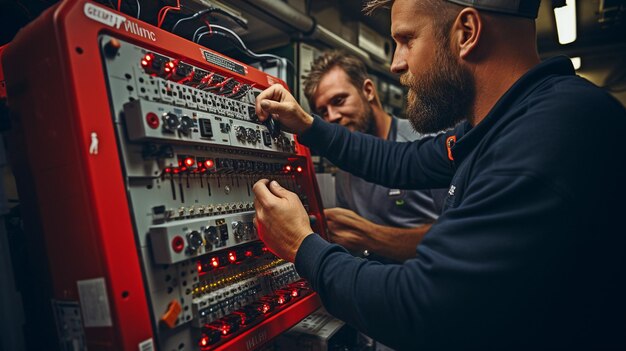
[164,61,176,73]
[221,324,230,335]
[296,166,303,173]
[173,168,180,174]
[146,112,160,129]
[197,262,203,272]
[261,303,270,314]
[199,334,209,347]
[171,236,184,253]
[228,252,237,263]
[285,165,292,172]
[211,257,219,268]
[204,159,215,168]
[184,157,195,167]
[277,296,285,305]
[141,54,153,68]
[291,289,299,297]
[261,246,269,253]
[164,168,172,174]
[245,250,253,257]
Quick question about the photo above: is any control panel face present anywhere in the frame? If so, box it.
[100,34,314,350]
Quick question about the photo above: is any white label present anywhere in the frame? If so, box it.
[84,3,126,29]
[138,338,155,351]
[77,277,113,327]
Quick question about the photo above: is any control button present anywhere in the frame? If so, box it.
[186,231,204,252]
[162,112,180,133]
[179,115,193,135]
[104,38,121,58]
[160,299,182,328]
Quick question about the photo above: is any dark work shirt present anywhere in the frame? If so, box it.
[296,57,626,350]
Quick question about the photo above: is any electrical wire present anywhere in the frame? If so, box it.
[195,24,295,74]
[117,0,122,11]
[136,0,141,19]
[158,0,181,28]
[172,7,247,34]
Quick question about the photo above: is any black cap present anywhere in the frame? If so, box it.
[445,0,541,19]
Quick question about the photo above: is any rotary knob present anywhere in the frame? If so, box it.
[186,231,204,252]
[179,115,193,135]
[232,221,244,240]
[162,112,180,132]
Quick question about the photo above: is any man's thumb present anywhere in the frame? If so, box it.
[260,99,287,115]
[269,180,289,198]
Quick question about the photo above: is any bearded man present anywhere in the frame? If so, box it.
[303,50,447,263]
[252,0,626,349]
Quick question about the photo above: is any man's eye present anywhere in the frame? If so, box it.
[332,97,345,105]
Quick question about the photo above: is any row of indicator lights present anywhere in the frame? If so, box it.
[199,286,307,349]
[193,257,284,296]
[163,157,302,174]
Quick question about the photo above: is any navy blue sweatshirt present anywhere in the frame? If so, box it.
[296,57,626,350]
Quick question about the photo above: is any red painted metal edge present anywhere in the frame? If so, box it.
[215,293,322,351]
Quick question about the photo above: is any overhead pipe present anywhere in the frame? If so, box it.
[244,0,395,79]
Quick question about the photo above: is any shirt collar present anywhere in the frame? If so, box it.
[450,56,576,164]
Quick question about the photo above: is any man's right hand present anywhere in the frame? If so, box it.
[255,84,314,135]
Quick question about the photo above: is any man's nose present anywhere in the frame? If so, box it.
[327,106,342,123]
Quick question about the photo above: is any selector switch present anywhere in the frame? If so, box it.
[162,112,180,133]
[186,230,204,252]
[232,221,244,241]
[179,115,193,135]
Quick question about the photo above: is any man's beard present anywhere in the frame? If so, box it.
[401,45,475,134]
[354,95,376,135]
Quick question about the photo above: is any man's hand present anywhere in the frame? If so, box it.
[253,179,314,262]
[324,207,376,254]
[324,207,433,262]
[255,84,314,134]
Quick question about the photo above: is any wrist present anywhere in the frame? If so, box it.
[290,230,314,262]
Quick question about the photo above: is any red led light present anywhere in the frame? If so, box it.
[173,168,180,174]
[296,166,303,173]
[211,257,219,268]
[141,54,153,68]
[199,335,209,347]
[184,157,195,167]
[228,252,237,262]
[197,262,203,273]
[146,112,160,129]
[164,168,172,174]
[204,159,215,168]
[221,324,230,335]
[285,165,292,172]
[277,296,285,305]
[291,289,299,297]
[245,250,253,257]
[171,236,184,253]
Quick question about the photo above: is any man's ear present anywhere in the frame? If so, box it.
[451,7,483,59]
[362,79,377,102]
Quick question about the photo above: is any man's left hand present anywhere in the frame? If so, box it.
[253,179,313,262]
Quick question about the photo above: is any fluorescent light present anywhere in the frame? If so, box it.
[570,57,581,70]
[554,0,577,44]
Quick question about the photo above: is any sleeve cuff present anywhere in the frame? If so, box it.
[298,115,335,151]
[294,233,332,280]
